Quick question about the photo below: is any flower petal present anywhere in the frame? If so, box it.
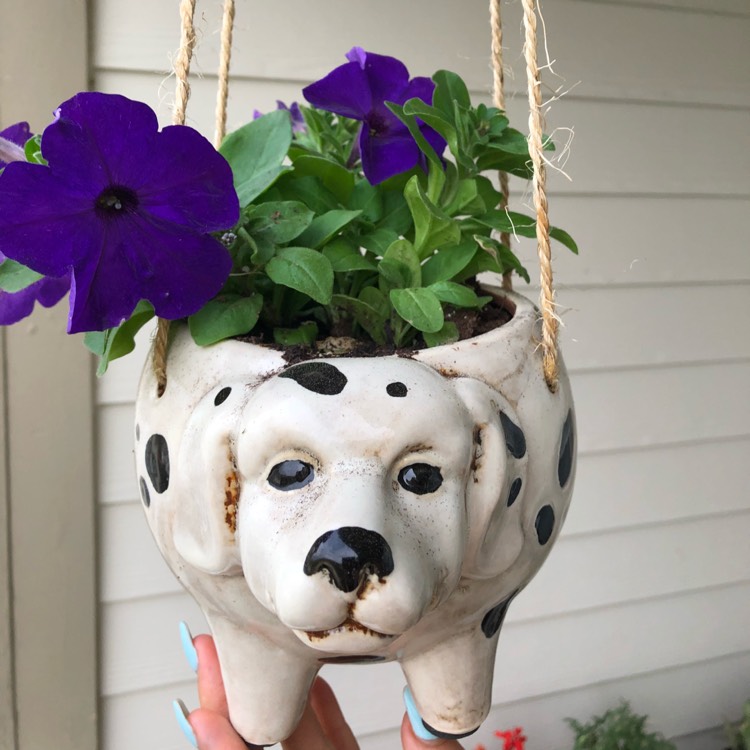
[359,128,420,185]
[0,274,69,325]
[41,92,159,194]
[359,51,410,109]
[136,125,239,231]
[303,61,372,120]
[0,121,31,146]
[0,161,95,275]
[66,211,231,332]
[398,76,436,107]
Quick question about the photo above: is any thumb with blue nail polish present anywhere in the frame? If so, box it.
[402,687,465,749]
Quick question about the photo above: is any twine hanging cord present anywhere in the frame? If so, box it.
[153,0,236,396]
[489,0,513,292]
[521,0,559,392]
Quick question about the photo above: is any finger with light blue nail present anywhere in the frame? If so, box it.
[403,686,440,742]
[173,698,198,748]
[180,620,199,672]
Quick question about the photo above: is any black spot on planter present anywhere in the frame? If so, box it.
[535,505,555,545]
[279,362,347,395]
[481,593,516,639]
[507,477,522,507]
[145,434,170,494]
[422,722,479,741]
[214,386,232,406]
[386,381,407,397]
[558,410,575,487]
[139,477,150,508]
[499,411,526,458]
[319,655,386,664]
[135,423,140,441]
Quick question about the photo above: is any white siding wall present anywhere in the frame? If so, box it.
[92,1,750,748]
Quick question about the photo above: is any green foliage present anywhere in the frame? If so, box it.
[566,702,676,750]
[91,67,577,367]
[725,700,750,750]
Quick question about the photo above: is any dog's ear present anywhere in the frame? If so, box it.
[453,377,528,579]
[171,394,243,575]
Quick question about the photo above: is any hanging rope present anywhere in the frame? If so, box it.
[213,0,236,148]
[152,0,198,396]
[521,0,559,392]
[489,0,513,292]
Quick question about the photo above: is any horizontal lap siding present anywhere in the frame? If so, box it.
[92,0,750,747]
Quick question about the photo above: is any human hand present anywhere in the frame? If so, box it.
[175,623,464,750]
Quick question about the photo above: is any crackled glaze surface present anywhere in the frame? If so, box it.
[134,288,576,745]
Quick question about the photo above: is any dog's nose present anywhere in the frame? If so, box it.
[303,527,394,593]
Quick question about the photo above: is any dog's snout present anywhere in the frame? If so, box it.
[303,527,394,593]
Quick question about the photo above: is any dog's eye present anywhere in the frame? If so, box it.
[398,463,443,495]
[268,460,314,491]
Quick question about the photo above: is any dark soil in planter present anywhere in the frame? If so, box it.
[236,290,514,365]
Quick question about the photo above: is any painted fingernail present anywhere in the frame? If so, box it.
[403,686,440,742]
[173,698,198,747]
[179,621,198,672]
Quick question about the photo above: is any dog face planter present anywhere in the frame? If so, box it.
[134,287,576,745]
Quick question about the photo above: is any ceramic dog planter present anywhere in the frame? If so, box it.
[134,285,576,745]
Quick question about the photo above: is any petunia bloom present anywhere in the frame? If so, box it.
[302,47,446,184]
[0,93,239,333]
[0,121,31,168]
[253,101,306,134]
[0,269,70,325]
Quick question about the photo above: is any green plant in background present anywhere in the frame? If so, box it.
[725,700,750,750]
[566,701,676,750]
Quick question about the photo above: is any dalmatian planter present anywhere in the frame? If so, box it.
[134,285,576,746]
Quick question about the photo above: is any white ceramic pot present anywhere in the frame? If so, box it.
[134,286,576,745]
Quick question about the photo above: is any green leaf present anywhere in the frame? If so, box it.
[550,226,579,254]
[390,287,444,333]
[359,228,399,256]
[349,180,383,222]
[266,247,334,304]
[442,178,480,216]
[423,321,459,347]
[432,70,471,118]
[0,259,43,292]
[84,301,155,375]
[473,234,530,282]
[402,97,459,157]
[331,292,387,345]
[295,209,362,249]
[244,201,314,243]
[421,239,479,285]
[428,281,486,308]
[220,109,293,205]
[378,191,412,234]
[24,134,46,165]
[472,210,579,254]
[383,239,421,287]
[291,154,355,204]
[188,293,263,346]
[323,239,377,272]
[378,258,413,292]
[273,321,318,346]
[386,102,443,169]
[272,174,339,213]
[404,175,460,258]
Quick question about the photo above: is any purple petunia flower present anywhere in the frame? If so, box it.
[253,101,306,134]
[302,47,446,184]
[0,93,239,333]
[0,270,70,325]
[0,121,31,168]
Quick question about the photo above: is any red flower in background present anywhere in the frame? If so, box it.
[495,727,527,750]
